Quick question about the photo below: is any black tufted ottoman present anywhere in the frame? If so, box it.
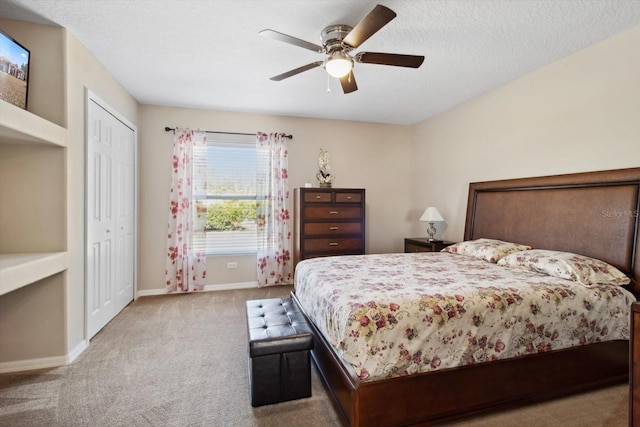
[246,297,314,406]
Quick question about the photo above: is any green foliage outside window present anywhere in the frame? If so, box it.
[206,200,256,231]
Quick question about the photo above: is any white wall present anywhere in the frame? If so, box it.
[138,105,412,292]
[410,25,640,242]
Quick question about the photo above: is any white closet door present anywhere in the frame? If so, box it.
[87,100,116,338]
[87,95,136,338]
[113,120,135,312]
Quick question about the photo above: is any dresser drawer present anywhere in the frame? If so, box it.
[304,192,332,203]
[335,192,362,203]
[302,237,363,252]
[305,206,362,220]
[304,222,362,236]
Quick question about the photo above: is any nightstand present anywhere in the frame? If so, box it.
[404,238,456,253]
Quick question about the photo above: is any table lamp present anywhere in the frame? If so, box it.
[419,207,444,242]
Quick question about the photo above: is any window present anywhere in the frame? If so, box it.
[193,134,263,255]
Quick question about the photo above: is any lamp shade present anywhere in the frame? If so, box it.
[325,52,353,78]
[419,207,444,222]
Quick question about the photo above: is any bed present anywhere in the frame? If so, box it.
[291,167,640,426]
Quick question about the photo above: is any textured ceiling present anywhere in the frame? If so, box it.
[1,0,640,125]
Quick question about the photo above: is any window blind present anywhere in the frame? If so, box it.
[193,136,263,254]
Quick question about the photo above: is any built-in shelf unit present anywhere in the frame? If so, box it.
[0,18,69,370]
[0,252,69,297]
[0,100,67,147]
[0,100,69,297]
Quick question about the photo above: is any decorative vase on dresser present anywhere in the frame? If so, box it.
[293,188,365,267]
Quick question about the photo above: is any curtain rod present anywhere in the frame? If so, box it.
[164,127,292,139]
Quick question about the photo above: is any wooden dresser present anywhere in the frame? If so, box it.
[632,302,640,426]
[293,188,365,266]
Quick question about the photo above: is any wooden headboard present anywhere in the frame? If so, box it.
[464,168,640,292]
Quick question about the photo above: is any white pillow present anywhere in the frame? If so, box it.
[497,249,630,287]
[441,238,531,263]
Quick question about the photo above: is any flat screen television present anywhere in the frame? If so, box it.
[0,28,30,110]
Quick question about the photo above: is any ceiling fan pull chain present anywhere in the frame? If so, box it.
[327,72,331,93]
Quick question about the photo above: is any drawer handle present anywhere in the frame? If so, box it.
[329,242,338,246]
[316,195,321,199]
[347,196,352,200]
[329,211,339,214]
[329,227,339,230]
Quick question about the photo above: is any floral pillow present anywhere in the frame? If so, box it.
[441,238,532,263]
[497,249,630,287]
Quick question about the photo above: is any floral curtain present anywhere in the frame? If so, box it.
[256,132,293,286]
[165,128,207,293]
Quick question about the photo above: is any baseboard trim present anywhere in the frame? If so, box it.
[67,340,88,364]
[0,355,67,374]
[0,339,88,374]
[204,281,259,291]
[137,288,167,297]
[137,281,259,297]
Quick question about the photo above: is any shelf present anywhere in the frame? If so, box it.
[0,252,69,297]
[0,100,67,147]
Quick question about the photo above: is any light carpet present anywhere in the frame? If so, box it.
[0,286,629,426]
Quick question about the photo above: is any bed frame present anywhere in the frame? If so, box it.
[292,167,640,426]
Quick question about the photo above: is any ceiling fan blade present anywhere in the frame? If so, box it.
[270,61,324,81]
[260,29,324,53]
[343,4,396,49]
[339,71,358,94]
[356,52,425,68]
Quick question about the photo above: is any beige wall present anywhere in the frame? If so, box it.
[0,19,138,366]
[410,25,640,242]
[132,25,640,294]
[65,33,139,352]
[138,105,412,292]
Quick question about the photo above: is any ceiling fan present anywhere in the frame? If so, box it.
[260,4,424,94]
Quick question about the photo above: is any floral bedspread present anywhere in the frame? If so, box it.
[294,253,636,382]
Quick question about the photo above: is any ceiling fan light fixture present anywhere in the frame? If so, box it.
[325,52,353,78]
